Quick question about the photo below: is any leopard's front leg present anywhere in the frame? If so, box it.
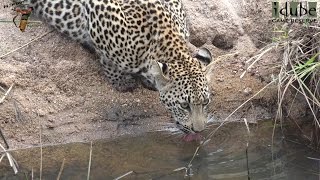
[99,56,139,92]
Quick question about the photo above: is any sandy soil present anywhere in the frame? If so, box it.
[0,0,303,149]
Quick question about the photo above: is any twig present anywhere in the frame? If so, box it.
[0,84,14,104]
[39,119,43,180]
[0,85,5,92]
[246,142,250,180]
[0,128,9,149]
[13,100,24,123]
[0,20,42,24]
[0,141,86,153]
[24,172,29,180]
[186,146,200,169]
[0,143,19,174]
[56,158,66,180]
[0,30,54,59]
[31,168,34,180]
[114,171,134,180]
[307,156,320,161]
[243,118,250,134]
[206,52,239,77]
[244,119,251,180]
[87,141,93,180]
[241,45,275,78]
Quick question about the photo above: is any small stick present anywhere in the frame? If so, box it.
[0,85,5,92]
[307,157,320,161]
[24,172,29,180]
[246,142,250,180]
[244,118,251,180]
[0,84,14,104]
[241,45,275,78]
[39,120,43,180]
[0,20,42,23]
[0,30,54,59]
[56,158,66,180]
[87,141,93,180]
[13,100,23,122]
[114,171,134,180]
[186,146,200,168]
[0,143,18,174]
[0,128,9,149]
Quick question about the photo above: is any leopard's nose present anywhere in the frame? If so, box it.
[191,119,207,132]
[191,127,202,133]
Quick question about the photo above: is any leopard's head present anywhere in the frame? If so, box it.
[150,48,212,134]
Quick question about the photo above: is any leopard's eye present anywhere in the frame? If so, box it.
[203,98,209,106]
[180,102,190,109]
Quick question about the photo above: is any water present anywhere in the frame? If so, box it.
[1,121,319,180]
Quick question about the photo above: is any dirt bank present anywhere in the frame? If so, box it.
[0,0,305,149]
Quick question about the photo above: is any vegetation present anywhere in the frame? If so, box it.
[275,26,320,148]
[242,25,319,148]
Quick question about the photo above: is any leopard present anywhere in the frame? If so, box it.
[15,0,213,136]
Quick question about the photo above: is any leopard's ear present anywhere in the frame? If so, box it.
[194,47,212,66]
[149,60,170,90]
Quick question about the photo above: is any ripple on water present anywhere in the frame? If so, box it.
[1,121,319,179]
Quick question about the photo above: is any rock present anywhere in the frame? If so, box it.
[46,124,55,129]
[217,78,224,82]
[183,0,244,49]
[37,109,46,117]
[243,87,253,96]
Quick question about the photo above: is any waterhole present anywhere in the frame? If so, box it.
[0,121,319,179]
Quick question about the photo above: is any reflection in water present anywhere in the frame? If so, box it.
[1,121,320,179]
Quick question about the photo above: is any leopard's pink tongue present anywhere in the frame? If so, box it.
[182,133,203,142]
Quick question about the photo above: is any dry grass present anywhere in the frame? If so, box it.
[0,84,14,104]
[87,141,93,180]
[114,171,134,180]
[0,30,53,59]
[0,143,19,174]
[0,28,54,177]
[274,26,320,148]
[239,25,320,148]
[56,158,66,180]
[0,85,18,174]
